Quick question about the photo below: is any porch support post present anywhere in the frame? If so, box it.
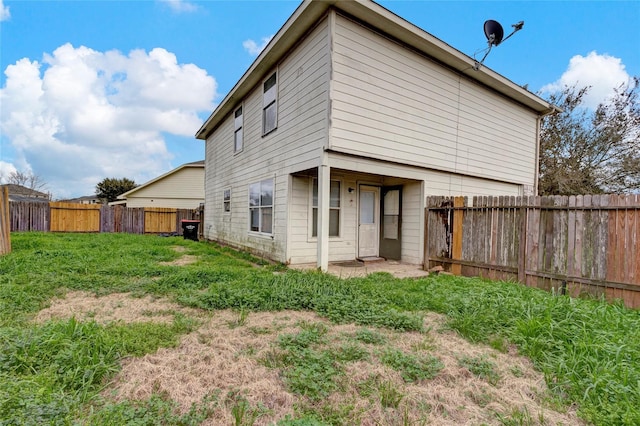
[317,159,330,272]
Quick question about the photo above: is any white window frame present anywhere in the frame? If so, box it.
[233,106,243,153]
[249,178,274,235]
[223,188,231,213]
[310,178,341,238]
[262,72,277,135]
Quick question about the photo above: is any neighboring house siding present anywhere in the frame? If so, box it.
[329,14,538,186]
[204,18,331,262]
[125,198,203,209]
[125,167,204,209]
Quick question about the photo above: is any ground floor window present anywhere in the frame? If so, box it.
[249,178,273,234]
[312,179,340,237]
[223,189,231,212]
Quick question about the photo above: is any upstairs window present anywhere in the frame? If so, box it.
[234,106,243,153]
[262,72,277,135]
[312,179,341,237]
[249,178,273,234]
[223,189,231,212]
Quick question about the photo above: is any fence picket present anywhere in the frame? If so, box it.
[425,194,640,309]
[9,202,196,236]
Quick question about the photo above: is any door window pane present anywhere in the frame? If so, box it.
[384,190,399,215]
[383,215,398,240]
[360,191,375,224]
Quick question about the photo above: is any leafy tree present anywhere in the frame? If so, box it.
[539,77,640,195]
[95,177,137,203]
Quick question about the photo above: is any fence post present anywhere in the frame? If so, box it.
[518,199,527,284]
[0,186,10,255]
[423,202,430,270]
[451,196,464,275]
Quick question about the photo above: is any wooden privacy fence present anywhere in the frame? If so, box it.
[425,195,640,308]
[10,201,200,235]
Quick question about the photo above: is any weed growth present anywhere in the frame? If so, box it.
[2,233,639,425]
[458,355,501,385]
[380,349,444,383]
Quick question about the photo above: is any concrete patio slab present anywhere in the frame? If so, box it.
[289,260,430,279]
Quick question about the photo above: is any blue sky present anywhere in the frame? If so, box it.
[1,0,638,199]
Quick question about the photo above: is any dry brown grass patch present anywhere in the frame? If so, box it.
[159,246,199,266]
[33,291,583,425]
[107,310,328,424]
[33,291,203,325]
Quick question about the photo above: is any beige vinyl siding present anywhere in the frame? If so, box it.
[124,167,204,209]
[455,80,537,182]
[289,172,372,265]
[288,176,317,263]
[203,18,331,262]
[330,14,538,187]
[421,169,523,197]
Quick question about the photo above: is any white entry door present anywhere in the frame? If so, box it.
[358,185,380,258]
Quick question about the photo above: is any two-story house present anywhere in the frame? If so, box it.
[196,0,557,271]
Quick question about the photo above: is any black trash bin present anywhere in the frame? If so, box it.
[181,220,200,241]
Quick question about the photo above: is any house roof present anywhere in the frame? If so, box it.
[7,194,50,203]
[59,195,101,203]
[1,184,49,198]
[196,0,558,141]
[117,160,205,199]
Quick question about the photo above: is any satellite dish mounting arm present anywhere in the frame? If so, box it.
[473,20,524,71]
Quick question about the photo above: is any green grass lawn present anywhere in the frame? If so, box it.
[1,232,639,425]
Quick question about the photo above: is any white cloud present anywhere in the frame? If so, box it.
[0,0,9,21]
[243,35,274,56]
[0,43,217,199]
[540,51,632,109]
[0,161,18,183]
[158,0,198,13]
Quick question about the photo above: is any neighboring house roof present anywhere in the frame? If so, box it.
[196,0,558,140]
[2,184,50,200]
[59,195,102,204]
[6,194,50,203]
[117,160,205,200]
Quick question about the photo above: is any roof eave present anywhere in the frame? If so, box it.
[196,0,330,140]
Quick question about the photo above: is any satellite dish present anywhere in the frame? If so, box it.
[484,20,504,46]
[473,19,525,70]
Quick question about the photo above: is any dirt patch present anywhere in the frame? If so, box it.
[33,291,203,325]
[34,294,583,425]
[158,246,199,266]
